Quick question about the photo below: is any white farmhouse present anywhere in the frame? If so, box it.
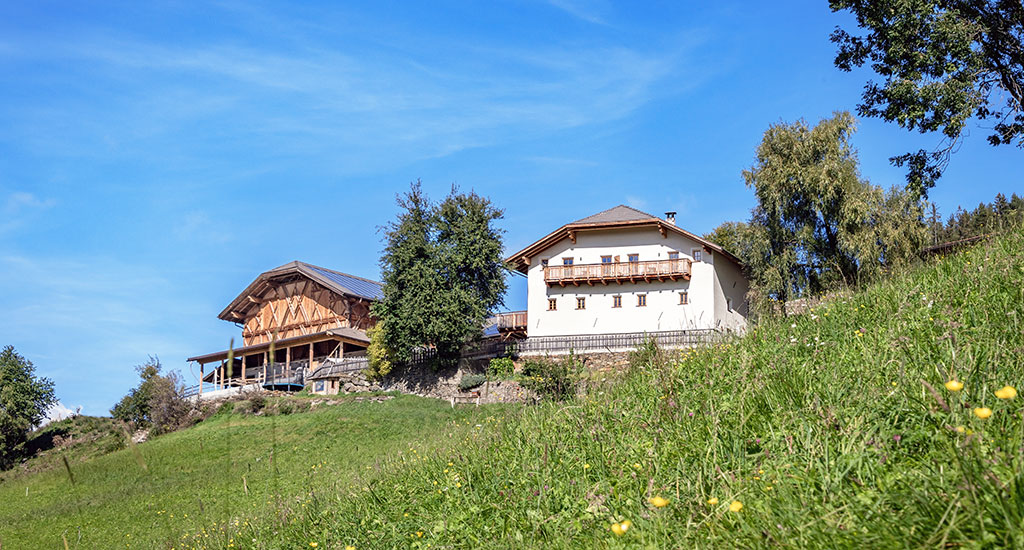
[504,205,749,341]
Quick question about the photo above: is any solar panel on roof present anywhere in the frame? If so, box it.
[306,264,384,300]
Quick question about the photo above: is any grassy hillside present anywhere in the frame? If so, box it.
[0,395,506,549]
[0,415,124,484]
[205,232,1024,549]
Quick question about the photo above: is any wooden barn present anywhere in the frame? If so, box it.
[186,261,382,396]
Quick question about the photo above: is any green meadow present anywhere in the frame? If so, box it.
[0,396,506,549]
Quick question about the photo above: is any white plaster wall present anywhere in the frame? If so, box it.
[526,226,736,337]
[712,253,749,332]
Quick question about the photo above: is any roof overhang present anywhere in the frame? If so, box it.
[504,218,742,274]
[218,262,378,323]
[186,327,370,365]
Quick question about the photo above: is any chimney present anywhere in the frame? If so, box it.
[664,211,676,225]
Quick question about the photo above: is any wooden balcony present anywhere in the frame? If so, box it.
[544,259,691,286]
[496,311,528,330]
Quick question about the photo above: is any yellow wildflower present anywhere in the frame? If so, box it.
[583,463,591,470]
[649,496,670,508]
[610,523,625,536]
[707,497,719,505]
[955,426,965,433]
[346,547,355,550]
[974,407,993,419]
[944,380,964,392]
[729,500,743,512]
[309,544,318,548]
[621,520,632,531]
[995,385,1017,399]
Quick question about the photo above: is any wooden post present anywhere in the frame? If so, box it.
[199,363,204,397]
[286,346,291,381]
[241,355,247,386]
[309,342,315,370]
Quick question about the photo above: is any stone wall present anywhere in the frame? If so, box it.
[310,351,636,404]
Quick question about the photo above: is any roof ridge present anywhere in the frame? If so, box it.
[571,204,659,225]
[298,261,382,286]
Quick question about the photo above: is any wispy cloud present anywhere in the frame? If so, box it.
[1,24,693,173]
[626,195,648,210]
[547,0,611,25]
[173,211,232,244]
[0,254,205,413]
[0,191,55,235]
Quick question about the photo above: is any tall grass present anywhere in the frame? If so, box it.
[214,231,1024,548]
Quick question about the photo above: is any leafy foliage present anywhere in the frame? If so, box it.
[732,112,926,314]
[110,357,189,434]
[457,373,488,392]
[830,0,1024,196]
[519,354,583,401]
[0,346,56,469]
[372,181,507,369]
[487,357,515,380]
[365,323,394,378]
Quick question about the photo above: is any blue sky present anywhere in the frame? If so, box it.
[1,1,1020,415]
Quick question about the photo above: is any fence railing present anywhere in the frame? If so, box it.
[544,259,691,285]
[516,329,720,355]
[187,329,723,392]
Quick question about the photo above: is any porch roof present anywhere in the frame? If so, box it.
[187,327,370,364]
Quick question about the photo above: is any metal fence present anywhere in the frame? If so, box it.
[515,329,721,355]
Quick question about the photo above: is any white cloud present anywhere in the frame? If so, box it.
[38,401,78,428]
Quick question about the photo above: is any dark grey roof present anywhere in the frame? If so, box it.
[572,204,658,225]
[304,263,384,301]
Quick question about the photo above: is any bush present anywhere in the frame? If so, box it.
[111,357,191,436]
[458,374,487,392]
[487,357,515,379]
[519,354,583,401]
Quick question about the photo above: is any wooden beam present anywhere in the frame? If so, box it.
[247,295,260,304]
[199,364,204,397]
[568,230,576,243]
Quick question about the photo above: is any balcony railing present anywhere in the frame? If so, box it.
[496,311,528,330]
[544,259,691,286]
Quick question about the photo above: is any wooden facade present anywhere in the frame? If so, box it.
[239,278,373,345]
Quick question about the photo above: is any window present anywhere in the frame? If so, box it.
[562,257,574,266]
[601,255,612,264]
[637,294,647,307]
[541,259,549,267]
[628,253,639,263]
[692,248,702,262]
[612,295,622,308]
[548,298,557,311]
[668,251,679,260]
[576,297,586,310]
[679,291,688,305]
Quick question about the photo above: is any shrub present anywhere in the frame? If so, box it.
[487,357,515,379]
[519,354,583,401]
[458,374,487,392]
[111,357,191,436]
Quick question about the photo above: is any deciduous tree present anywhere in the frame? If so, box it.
[831,0,1024,196]
[372,182,507,371]
[0,346,56,469]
